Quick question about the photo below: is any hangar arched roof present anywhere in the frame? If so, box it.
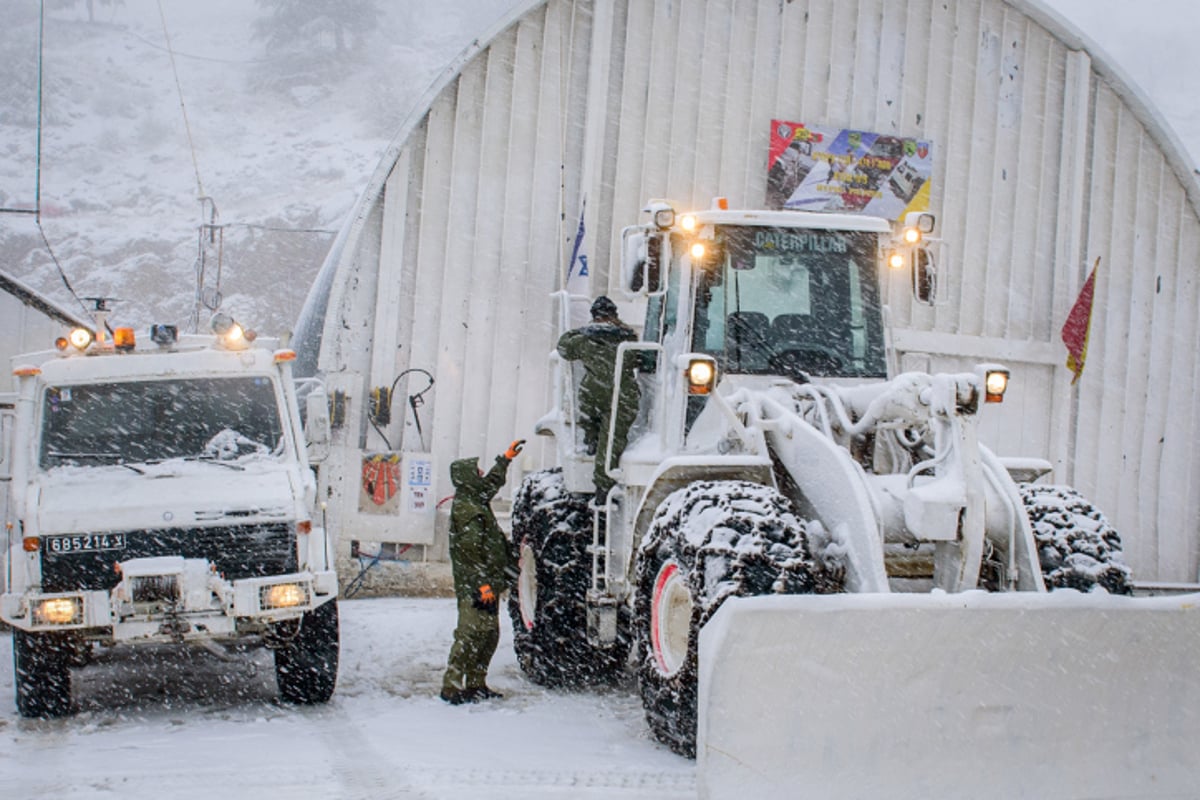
[297,0,1200,582]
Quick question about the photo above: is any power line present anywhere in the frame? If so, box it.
[157,0,205,199]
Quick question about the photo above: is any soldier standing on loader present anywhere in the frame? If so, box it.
[557,296,641,502]
[440,439,524,705]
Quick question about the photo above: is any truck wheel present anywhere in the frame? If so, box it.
[274,599,340,704]
[13,629,73,718]
[1019,483,1132,594]
[633,480,842,757]
[507,469,629,687]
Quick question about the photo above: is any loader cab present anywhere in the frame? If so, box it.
[643,220,889,383]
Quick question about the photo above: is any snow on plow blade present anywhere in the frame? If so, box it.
[698,592,1200,800]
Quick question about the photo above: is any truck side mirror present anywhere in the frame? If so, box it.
[913,246,936,305]
[305,388,332,463]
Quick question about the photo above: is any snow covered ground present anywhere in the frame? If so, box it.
[0,597,696,799]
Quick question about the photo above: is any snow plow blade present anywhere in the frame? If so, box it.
[697,592,1200,800]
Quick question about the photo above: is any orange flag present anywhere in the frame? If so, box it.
[1061,257,1099,384]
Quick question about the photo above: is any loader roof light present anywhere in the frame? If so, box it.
[904,211,936,234]
[984,367,1010,403]
[686,357,717,396]
[680,214,698,232]
[34,596,82,626]
[644,199,676,230]
[113,326,136,351]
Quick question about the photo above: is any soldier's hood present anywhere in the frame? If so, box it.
[449,457,483,491]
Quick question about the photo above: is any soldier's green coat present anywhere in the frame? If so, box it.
[557,320,641,497]
[447,455,514,602]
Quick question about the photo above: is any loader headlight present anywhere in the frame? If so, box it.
[686,357,717,396]
[902,226,922,244]
[690,242,707,261]
[984,368,1010,403]
[34,596,82,626]
[680,214,698,232]
[976,363,1010,404]
[887,249,906,270]
[653,208,675,229]
[260,582,309,610]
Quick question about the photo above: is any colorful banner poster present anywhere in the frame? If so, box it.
[766,120,933,221]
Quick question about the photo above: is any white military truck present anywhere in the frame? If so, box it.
[511,200,1200,795]
[1,311,338,717]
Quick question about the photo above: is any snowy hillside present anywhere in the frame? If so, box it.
[0,0,517,336]
[0,0,1196,339]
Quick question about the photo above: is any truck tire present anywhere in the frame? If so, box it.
[633,480,842,757]
[13,629,73,718]
[274,599,340,704]
[507,469,629,687]
[1019,483,1132,594]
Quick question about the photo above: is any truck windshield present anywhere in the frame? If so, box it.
[690,225,887,378]
[39,376,285,469]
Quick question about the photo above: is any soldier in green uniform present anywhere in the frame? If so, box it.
[440,439,524,705]
[556,296,641,502]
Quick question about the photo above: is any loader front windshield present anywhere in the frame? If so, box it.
[691,225,886,378]
[39,376,285,470]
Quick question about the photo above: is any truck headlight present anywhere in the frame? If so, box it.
[260,583,309,610]
[34,596,82,626]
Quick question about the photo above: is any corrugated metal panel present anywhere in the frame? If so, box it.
[306,0,1200,582]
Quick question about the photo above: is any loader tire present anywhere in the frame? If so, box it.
[1019,483,1132,594]
[274,599,340,704]
[633,480,843,757]
[13,629,74,718]
[507,469,629,687]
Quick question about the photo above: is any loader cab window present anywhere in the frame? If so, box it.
[691,225,886,379]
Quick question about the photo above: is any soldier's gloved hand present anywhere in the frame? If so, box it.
[473,583,498,614]
[504,439,526,460]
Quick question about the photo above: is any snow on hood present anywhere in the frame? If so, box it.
[35,460,297,534]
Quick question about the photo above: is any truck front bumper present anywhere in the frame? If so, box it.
[2,555,338,641]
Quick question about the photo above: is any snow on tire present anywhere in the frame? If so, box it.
[633,480,844,758]
[1019,483,1132,594]
[507,469,629,687]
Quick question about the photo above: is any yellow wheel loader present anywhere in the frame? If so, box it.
[509,200,1200,798]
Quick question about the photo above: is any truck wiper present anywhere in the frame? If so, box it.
[187,455,245,471]
[46,451,145,473]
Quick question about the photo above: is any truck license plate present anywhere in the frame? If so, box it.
[44,533,127,554]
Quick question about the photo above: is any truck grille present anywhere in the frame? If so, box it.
[40,524,298,593]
